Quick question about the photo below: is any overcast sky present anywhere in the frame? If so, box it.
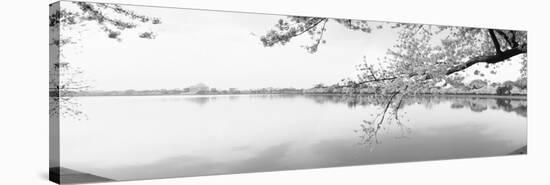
[61,2,523,91]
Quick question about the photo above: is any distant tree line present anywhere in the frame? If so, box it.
[74,78,526,97]
[307,78,526,96]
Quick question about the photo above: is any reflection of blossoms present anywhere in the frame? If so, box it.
[310,95,529,148]
[355,93,412,147]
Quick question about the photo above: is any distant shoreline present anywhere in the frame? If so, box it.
[65,93,527,99]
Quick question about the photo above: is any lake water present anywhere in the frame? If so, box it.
[60,94,527,180]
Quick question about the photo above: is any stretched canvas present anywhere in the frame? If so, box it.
[49,1,528,184]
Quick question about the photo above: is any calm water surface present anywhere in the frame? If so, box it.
[60,94,527,180]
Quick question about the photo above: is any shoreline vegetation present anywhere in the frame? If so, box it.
[64,81,527,98]
[68,83,527,99]
[69,91,527,99]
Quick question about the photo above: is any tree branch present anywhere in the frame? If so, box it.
[305,19,329,52]
[293,18,328,37]
[445,47,526,76]
[314,19,328,45]
[495,30,513,49]
[378,92,399,126]
[488,29,502,54]
[350,46,526,87]
[339,77,398,88]
[510,31,519,48]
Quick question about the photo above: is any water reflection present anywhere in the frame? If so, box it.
[160,94,527,117]
[183,97,211,106]
[293,94,527,116]
[62,94,527,181]
[97,143,293,180]
[96,119,521,180]
[159,95,243,105]
[158,94,526,146]
[449,97,527,117]
[254,94,527,146]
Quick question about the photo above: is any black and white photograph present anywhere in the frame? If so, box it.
[46,0,531,184]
